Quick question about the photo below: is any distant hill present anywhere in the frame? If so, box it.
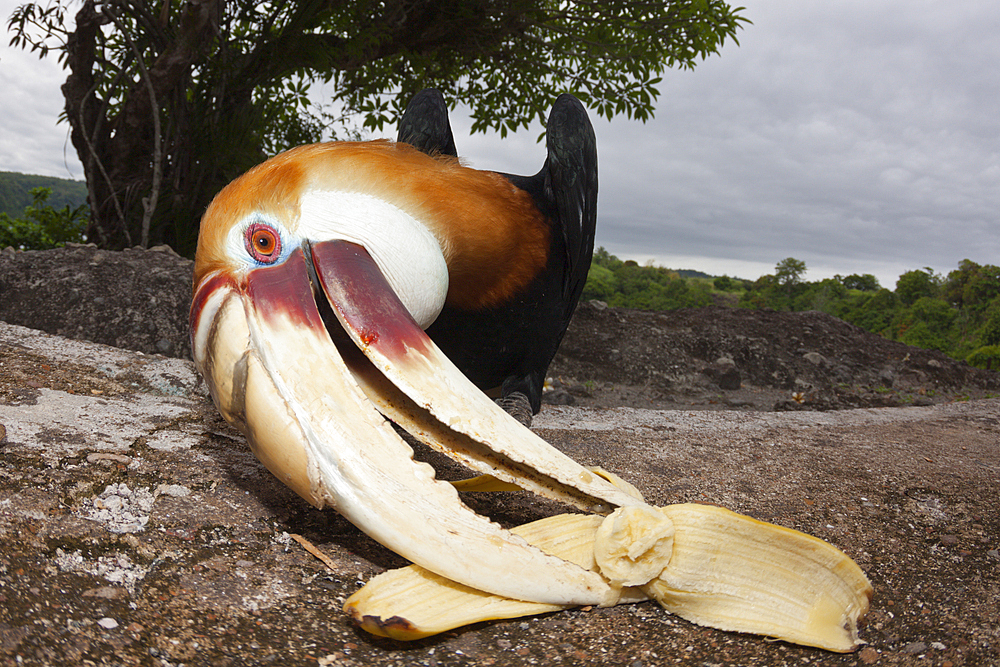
[675,269,715,280]
[0,171,87,217]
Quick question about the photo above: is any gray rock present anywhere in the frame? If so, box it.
[0,244,193,359]
[701,361,742,391]
[543,387,576,406]
[803,351,828,366]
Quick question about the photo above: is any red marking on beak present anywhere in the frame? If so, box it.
[190,272,236,333]
[310,240,431,359]
[244,248,328,333]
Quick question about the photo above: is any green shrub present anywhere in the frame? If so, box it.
[899,321,948,352]
[977,306,1000,347]
[582,263,617,301]
[967,345,1000,371]
[0,187,88,250]
[713,275,735,291]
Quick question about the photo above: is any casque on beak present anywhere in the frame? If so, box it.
[189,143,642,605]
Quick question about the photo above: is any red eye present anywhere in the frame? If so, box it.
[245,223,282,263]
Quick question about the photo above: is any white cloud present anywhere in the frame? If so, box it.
[0,2,81,179]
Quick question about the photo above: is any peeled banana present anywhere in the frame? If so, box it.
[343,514,599,640]
[344,503,872,652]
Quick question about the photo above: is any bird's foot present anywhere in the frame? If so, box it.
[496,392,533,428]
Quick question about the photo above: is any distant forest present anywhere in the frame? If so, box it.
[0,171,87,218]
[583,248,1000,371]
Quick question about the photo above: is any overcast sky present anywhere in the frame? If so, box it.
[2,0,998,287]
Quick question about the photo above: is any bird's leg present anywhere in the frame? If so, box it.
[495,391,533,428]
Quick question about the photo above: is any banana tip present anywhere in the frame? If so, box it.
[344,604,429,641]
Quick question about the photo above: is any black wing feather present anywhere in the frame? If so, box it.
[396,89,458,157]
[543,94,599,312]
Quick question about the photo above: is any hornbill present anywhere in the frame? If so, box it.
[188,93,875,646]
[397,90,598,423]
[190,92,640,607]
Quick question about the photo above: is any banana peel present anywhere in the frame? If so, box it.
[343,513,648,641]
[344,503,872,652]
[644,504,872,652]
[343,514,599,641]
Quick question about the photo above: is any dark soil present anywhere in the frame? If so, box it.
[549,301,1000,412]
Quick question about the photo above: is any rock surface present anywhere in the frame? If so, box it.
[2,322,998,666]
[0,244,194,359]
[552,301,1000,412]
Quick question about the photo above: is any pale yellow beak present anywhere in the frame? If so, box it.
[191,240,641,606]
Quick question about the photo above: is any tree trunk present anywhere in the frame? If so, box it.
[62,0,223,254]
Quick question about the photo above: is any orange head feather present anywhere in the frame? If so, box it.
[194,141,549,311]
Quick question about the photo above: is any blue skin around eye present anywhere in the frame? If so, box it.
[241,216,295,267]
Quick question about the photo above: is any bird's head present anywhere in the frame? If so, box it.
[193,141,453,330]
